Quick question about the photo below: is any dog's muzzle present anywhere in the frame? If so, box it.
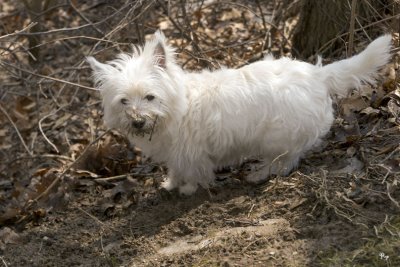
[126,110,147,129]
[132,117,146,129]
[125,109,156,137]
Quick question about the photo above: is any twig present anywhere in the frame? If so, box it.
[40,154,73,161]
[269,150,288,176]
[68,0,104,36]
[318,13,399,55]
[347,0,357,57]
[0,256,8,267]
[157,0,210,67]
[201,0,282,31]
[100,235,105,254]
[386,182,400,209]
[179,0,202,53]
[94,174,128,182]
[317,170,355,223]
[377,164,392,184]
[380,146,400,163]
[77,206,105,226]
[148,115,158,141]
[17,35,129,52]
[0,102,33,156]
[89,0,153,46]
[0,154,73,174]
[15,9,125,36]
[255,0,270,57]
[0,61,97,91]
[94,172,162,183]
[38,107,64,153]
[56,1,154,97]
[0,22,37,40]
[354,15,372,42]
[19,154,73,162]
[25,130,111,210]
[247,203,255,218]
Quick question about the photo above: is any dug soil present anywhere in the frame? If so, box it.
[0,1,399,266]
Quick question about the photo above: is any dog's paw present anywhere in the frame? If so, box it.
[178,183,198,196]
[245,169,269,184]
[160,176,178,191]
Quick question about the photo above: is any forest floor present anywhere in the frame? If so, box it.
[0,1,399,266]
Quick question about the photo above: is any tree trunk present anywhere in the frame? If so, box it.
[22,0,56,64]
[292,0,392,59]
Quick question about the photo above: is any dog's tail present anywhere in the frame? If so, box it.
[320,35,392,97]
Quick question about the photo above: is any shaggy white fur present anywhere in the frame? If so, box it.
[87,32,392,195]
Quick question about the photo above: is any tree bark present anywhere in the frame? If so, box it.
[22,0,55,64]
[292,0,392,59]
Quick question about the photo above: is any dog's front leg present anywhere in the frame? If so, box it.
[160,168,181,192]
[161,153,215,195]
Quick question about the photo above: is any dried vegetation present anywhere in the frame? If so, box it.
[0,0,399,266]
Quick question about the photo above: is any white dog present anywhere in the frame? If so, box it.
[87,31,391,195]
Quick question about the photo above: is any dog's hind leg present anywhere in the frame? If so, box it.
[179,182,199,195]
[245,163,271,184]
[174,155,216,195]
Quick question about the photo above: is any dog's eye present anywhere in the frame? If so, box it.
[145,94,155,101]
[120,98,129,105]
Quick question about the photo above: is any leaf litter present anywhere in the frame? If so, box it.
[0,1,399,266]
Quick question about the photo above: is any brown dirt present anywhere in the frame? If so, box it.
[0,1,399,267]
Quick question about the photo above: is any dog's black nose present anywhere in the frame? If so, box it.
[132,118,146,129]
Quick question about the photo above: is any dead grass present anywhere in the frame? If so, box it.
[0,1,399,266]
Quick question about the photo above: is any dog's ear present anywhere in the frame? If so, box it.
[86,56,115,87]
[154,42,166,69]
[153,30,167,69]
[86,56,108,74]
[145,30,175,70]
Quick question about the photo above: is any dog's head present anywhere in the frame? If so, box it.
[87,31,184,138]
